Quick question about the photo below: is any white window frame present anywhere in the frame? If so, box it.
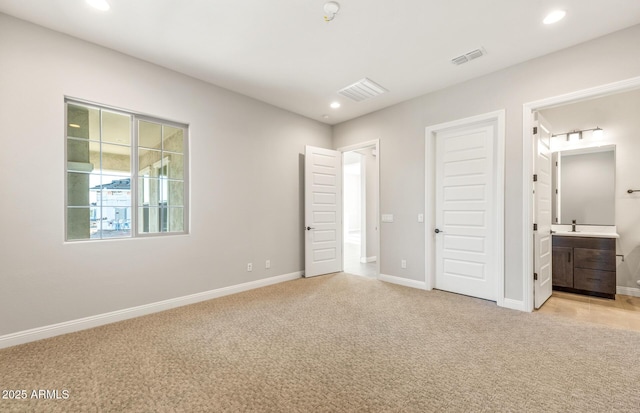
[64,98,189,241]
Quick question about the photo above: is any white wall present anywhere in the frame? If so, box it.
[540,89,640,289]
[0,14,332,336]
[333,24,640,303]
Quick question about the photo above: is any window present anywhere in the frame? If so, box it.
[65,100,188,241]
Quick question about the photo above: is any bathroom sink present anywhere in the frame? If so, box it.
[552,231,619,238]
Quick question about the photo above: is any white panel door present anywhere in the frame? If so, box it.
[305,146,343,277]
[435,124,496,300]
[534,114,553,308]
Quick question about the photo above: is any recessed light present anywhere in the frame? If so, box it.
[87,0,110,11]
[543,10,566,25]
[330,102,341,109]
[69,123,81,128]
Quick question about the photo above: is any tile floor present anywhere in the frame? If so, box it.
[343,241,377,278]
[537,290,640,331]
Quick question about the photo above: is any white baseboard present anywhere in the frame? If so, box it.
[360,256,377,264]
[0,271,302,350]
[500,298,527,312]
[617,286,640,298]
[379,273,428,290]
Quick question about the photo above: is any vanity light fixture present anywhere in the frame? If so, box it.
[68,123,81,128]
[567,131,582,142]
[552,127,604,141]
[592,127,604,139]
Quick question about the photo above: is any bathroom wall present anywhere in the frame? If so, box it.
[540,88,640,290]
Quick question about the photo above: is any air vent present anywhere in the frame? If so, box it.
[338,78,388,102]
[451,48,486,65]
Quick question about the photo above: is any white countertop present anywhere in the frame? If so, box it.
[551,224,619,239]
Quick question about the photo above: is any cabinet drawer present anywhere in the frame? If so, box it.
[573,268,616,294]
[573,248,615,271]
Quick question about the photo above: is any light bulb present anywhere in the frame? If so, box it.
[592,127,604,140]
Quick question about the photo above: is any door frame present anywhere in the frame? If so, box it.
[338,139,381,278]
[425,110,506,307]
[522,75,640,312]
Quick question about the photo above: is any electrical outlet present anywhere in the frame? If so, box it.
[418,213,424,223]
[265,260,271,269]
[247,263,253,272]
[401,259,407,269]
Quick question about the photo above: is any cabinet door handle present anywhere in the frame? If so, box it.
[568,252,571,263]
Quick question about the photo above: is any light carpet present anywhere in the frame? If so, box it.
[1,273,640,412]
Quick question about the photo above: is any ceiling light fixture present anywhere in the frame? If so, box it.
[324,2,340,22]
[87,0,110,11]
[543,10,566,25]
[330,102,341,109]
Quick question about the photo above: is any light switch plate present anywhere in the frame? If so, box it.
[418,213,424,223]
[381,214,394,223]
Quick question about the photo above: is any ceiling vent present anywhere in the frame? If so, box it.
[338,78,388,102]
[451,48,486,65]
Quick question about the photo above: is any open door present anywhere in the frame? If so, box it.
[304,146,343,277]
[534,113,553,308]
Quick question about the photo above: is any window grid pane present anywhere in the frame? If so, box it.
[66,100,186,240]
[136,118,186,235]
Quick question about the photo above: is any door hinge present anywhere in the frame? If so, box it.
[534,273,538,281]
[533,126,538,135]
[533,223,538,231]
[533,174,538,182]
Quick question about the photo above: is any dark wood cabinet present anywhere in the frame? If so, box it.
[551,236,616,299]
[552,246,573,288]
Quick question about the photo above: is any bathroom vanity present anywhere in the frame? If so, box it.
[550,144,618,299]
[552,233,617,299]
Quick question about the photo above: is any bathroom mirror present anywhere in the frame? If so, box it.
[552,145,615,225]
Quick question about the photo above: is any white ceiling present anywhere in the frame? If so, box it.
[2,1,640,125]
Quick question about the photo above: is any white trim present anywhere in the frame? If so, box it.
[522,76,640,312]
[0,272,302,350]
[379,273,428,290]
[501,298,527,312]
[425,110,506,306]
[360,256,377,263]
[617,286,640,298]
[338,139,381,279]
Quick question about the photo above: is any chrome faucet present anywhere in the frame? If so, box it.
[571,219,577,232]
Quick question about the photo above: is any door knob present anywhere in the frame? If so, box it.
[306,226,315,231]
[434,228,443,234]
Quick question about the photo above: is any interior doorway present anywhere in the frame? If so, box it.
[340,140,380,278]
[523,76,640,312]
[425,110,505,304]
